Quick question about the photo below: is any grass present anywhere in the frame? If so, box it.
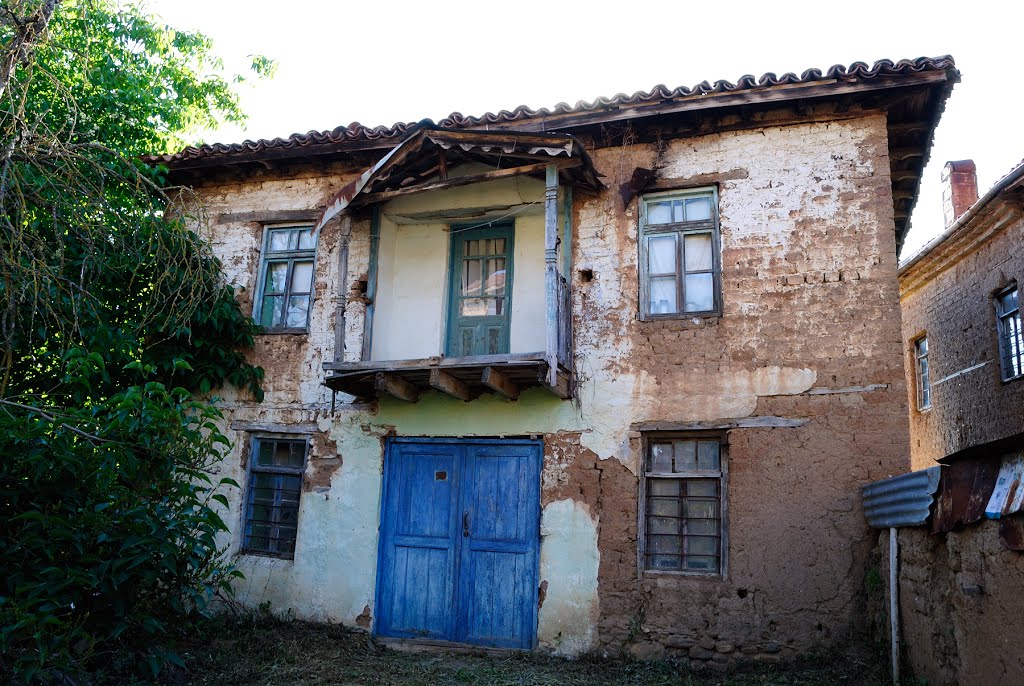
[173,618,890,686]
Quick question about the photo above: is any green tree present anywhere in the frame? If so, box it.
[0,0,270,680]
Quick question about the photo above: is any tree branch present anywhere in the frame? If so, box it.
[0,0,59,100]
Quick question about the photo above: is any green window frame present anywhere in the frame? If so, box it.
[639,188,721,319]
[242,436,308,559]
[445,224,515,357]
[253,225,318,332]
[639,433,727,576]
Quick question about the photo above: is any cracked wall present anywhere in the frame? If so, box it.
[192,112,910,661]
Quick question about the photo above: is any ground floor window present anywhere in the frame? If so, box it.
[242,437,308,558]
[640,434,726,575]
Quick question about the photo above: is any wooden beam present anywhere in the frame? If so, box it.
[215,209,320,224]
[543,164,559,387]
[429,368,472,401]
[354,160,576,206]
[887,120,929,134]
[539,367,571,399]
[888,147,925,162]
[324,351,545,372]
[374,372,419,402]
[890,170,919,183]
[360,207,381,361]
[482,367,519,400]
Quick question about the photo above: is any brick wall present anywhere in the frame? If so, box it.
[900,208,1024,466]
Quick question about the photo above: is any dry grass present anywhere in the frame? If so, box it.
[171,619,890,686]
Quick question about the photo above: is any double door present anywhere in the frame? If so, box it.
[374,438,541,649]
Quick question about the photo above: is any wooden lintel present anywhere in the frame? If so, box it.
[539,367,571,399]
[429,368,471,402]
[355,160,577,206]
[481,367,519,400]
[374,372,419,402]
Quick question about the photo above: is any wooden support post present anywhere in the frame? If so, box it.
[543,164,559,387]
[374,372,419,402]
[333,216,351,364]
[361,207,381,361]
[889,526,900,686]
[482,366,519,400]
[429,368,471,401]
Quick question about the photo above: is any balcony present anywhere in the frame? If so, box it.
[317,126,600,402]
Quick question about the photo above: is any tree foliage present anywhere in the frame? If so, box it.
[0,0,270,680]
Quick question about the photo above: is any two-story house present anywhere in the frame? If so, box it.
[151,56,957,665]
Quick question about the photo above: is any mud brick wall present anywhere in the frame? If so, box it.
[875,522,1024,686]
[900,211,1024,467]
[188,111,912,661]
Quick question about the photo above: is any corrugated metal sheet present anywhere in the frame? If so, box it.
[861,467,942,528]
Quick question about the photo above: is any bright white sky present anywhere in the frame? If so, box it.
[144,0,1022,258]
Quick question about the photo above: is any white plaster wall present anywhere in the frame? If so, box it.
[371,220,448,360]
[509,214,546,353]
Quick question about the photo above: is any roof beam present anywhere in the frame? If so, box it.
[374,372,419,402]
[482,366,519,400]
[353,160,575,206]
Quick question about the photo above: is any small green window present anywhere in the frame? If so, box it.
[254,226,317,331]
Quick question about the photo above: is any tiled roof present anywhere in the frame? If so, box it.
[148,56,956,167]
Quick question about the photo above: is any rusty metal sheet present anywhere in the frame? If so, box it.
[861,467,941,528]
[932,455,1001,533]
[985,451,1024,518]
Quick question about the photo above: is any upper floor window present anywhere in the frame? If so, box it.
[995,285,1022,381]
[639,188,720,319]
[640,434,726,575]
[254,226,317,332]
[242,436,308,558]
[914,336,931,409]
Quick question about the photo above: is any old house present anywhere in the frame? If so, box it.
[873,158,1024,685]
[151,56,957,664]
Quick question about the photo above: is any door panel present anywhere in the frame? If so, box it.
[375,443,460,640]
[456,444,540,649]
[446,225,514,357]
[376,440,541,650]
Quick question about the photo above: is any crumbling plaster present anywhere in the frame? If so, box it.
[196,112,909,659]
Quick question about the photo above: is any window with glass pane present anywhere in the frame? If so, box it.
[640,190,719,317]
[914,336,931,409]
[256,226,317,331]
[643,436,725,574]
[243,437,307,558]
[996,286,1023,381]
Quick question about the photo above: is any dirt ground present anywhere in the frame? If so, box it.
[176,619,890,686]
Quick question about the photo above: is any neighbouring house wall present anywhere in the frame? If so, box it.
[875,521,1024,686]
[192,111,910,663]
[899,211,1024,467]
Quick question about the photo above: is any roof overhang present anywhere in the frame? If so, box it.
[312,126,602,233]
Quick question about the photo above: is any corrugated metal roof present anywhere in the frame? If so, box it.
[146,56,957,167]
[862,467,942,528]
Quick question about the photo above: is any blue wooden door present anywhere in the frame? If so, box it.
[375,439,541,649]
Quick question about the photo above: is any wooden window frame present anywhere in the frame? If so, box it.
[637,432,728,578]
[240,435,309,560]
[252,224,319,334]
[995,284,1023,382]
[913,335,931,409]
[638,187,722,321]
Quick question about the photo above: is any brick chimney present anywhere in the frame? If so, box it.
[942,160,979,227]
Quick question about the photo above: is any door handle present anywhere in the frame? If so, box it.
[463,511,470,537]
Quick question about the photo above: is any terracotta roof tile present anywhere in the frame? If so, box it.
[148,56,956,166]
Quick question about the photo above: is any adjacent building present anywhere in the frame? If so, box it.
[151,56,958,663]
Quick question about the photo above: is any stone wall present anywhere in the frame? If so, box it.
[877,521,1024,686]
[900,209,1024,467]
[191,111,911,660]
